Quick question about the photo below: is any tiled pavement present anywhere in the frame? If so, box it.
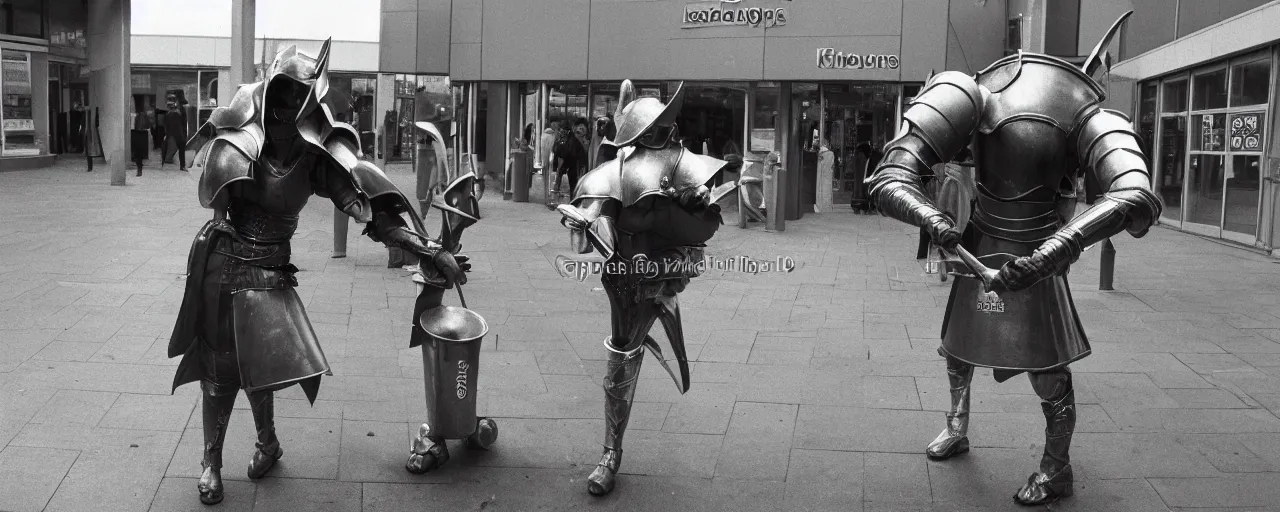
[2,158,1280,511]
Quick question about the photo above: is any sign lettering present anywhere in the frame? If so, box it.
[816,48,900,70]
[683,1,788,29]
[455,360,469,399]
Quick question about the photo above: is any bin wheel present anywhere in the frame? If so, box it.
[406,439,450,474]
[465,418,498,450]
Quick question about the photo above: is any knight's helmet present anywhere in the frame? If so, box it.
[431,172,481,253]
[260,39,345,128]
[605,80,686,151]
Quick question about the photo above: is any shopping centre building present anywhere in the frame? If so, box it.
[1,0,130,175]
[377,0,1032,220]
[129,36,380,156]
[1093,0,1280,254]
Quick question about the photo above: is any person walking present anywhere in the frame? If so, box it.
[161,92,189,171]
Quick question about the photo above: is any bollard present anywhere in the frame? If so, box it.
[1099,238,1115,291]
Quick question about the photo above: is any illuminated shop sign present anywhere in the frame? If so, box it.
[682,0,789,29]
[816,48,900,70]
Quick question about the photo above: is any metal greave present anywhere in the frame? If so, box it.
[602,339,644,453]
[944,357,974,437]
[1031,371,1075,475]
[247,390,278,453]
[200,381,238,469]
[927,356,974,459]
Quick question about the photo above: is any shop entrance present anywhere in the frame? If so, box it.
[820,84,897,208]
[674,83,748,185]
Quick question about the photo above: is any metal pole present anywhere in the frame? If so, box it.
[332,208,348,258]
[1099,238,1115,290]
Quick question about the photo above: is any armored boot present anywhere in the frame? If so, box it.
[1015,371,1075,506]
[246,390,283,479]
[587,341,643,496]
[198,382,238,505]
[927,356,973,460]
[406,423,450,474]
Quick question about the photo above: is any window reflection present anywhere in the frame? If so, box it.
[1162,79,1188,112]
[1192,69,1227,111]
[1230,58,1270,107]
[1157,115,1185,221]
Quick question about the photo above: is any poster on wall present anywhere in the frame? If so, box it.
[1229,112,1264,152]
[1200,115,1223,152]
[749,128,776,152]
[1,50,38,155]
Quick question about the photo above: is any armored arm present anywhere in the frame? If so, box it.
[559,197,620,261]
[865,71,983,248]
[995,108,1162,291]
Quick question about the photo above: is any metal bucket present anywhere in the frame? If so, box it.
[418,305,488,439]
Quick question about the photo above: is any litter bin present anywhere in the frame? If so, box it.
[417,305,489,439]
[511,150,530,202]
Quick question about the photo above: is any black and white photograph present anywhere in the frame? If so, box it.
[1,0,1279,510]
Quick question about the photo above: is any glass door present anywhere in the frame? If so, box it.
[788,83,820,218]
[1180,51,1272,243]
[820,84,899,210]
[1221,52,1272,244]
[1184,66,1229,237]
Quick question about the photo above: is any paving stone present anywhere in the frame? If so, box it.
[1044,479,1172,512]
[98,392,195,431]
[14,424,180,512]
[89,334,155,363]
[1149,474,1280,508]
[1165,388,1251,409]
[783,449,864,510]
[622,429,722,479]
[252,478,363,512]
[1072,433,1223,478]
[28,389,118,426]
[148,477,257,511]
[714,402,796,480]
[463,418,600,470]
[661,383,737,435]
[0,446,79,512]
[712,477,786,511]
[863,452,931,505]
[794,407,937,453]
[1174,434,1279,473]
[926,447,1032,508]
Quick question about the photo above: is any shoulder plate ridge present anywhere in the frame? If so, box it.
[196,136,255,208]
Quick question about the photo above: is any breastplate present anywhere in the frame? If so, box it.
[229,153,314,243]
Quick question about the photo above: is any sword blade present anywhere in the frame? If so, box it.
[939,246,1002,294]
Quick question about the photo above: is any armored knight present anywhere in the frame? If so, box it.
[865,13,1160,506]
[557,80,726,495]
[168,41,468,505]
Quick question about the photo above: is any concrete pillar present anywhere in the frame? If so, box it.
[88,0,131,185]
[230,0,256,88]
[374,73,395,169]
[216,69,231,108]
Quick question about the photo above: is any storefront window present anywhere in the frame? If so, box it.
[1157,114,1187,221]
[48,0,87,50]
[750,82,780,155]
[1230,56,1270,107]
[1137,83,1158,159]
[1,50,37,155]
[199,71,218,108]
[821,84,900,208]
[1192,68,1228,111]
[1,0,44,39]
[1163,79,1188,112]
